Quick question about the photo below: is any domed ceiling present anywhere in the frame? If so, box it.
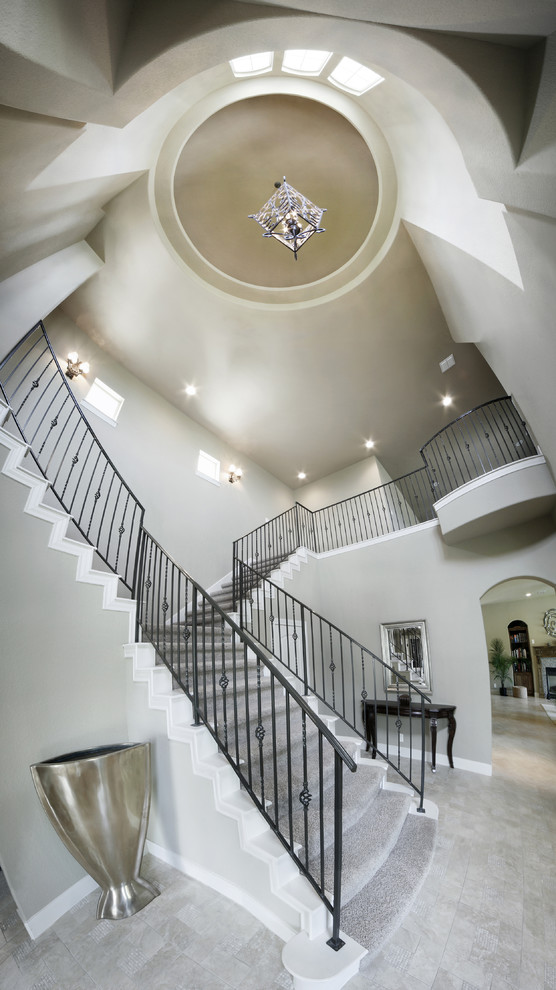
[173,94,379,287]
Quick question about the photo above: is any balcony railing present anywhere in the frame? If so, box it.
[420,397,537,500]
[233,398,537,583]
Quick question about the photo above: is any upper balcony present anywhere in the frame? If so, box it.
[420,398,556,544]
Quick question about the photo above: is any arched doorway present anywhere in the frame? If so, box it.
[481,577,556,698]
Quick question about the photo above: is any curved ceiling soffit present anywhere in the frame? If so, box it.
[114,14,521,191]
[480,575,556,605]
[149,75,399,310]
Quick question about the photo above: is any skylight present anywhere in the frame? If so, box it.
[229,52,273,77]
[328,57,384,95]
[282,50,332,76]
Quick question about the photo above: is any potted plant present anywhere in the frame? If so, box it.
[489,637,513,696]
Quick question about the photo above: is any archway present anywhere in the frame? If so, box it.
[481,577,556,699]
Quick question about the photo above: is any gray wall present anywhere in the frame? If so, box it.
[282,516,556,769]
[296,455,392,511]
[0,469,131,923]
[45,310,295,589]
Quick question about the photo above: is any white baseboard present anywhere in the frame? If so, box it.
[145,839,294,943]
[395,745,492,777]
[25,874,98,940]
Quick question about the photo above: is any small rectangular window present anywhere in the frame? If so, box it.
[82,378,124,426]
[196,450,221,485]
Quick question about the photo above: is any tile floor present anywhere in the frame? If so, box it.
[1,694,555,990]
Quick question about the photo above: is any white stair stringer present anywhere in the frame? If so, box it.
[125,640,332,944]
[0,424,136,638]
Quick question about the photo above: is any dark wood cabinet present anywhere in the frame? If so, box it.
[508,620,534,695]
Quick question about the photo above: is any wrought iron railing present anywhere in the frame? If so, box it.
[297,468,436,554]
[0,322,355,951]
[420,397,537,499]
[236,560,428,807]
[0,323,143,591]
[231,470,436,606]
[137,530,356,949]
[233,398,537,586]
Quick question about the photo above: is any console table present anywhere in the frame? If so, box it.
[362,698,457,772]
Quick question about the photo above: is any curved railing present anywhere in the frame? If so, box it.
[420,397,537,499]
[136,530,356,950]
[0,324,144,592]
[0,321,355,952]
[233,397,537,581]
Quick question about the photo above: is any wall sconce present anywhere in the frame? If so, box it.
[65,352,90,379]
[228,465,243,484]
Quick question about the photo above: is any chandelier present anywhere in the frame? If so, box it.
[248,177,326,260]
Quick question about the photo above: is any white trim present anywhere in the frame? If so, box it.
[196,449,221,486]
[302,519,439,560]
[24,874,98,940]
[396,745,492,776]
[145,839,293,943]
[195,468,221,486]
[433,455,546,511]
[81,398,118,427]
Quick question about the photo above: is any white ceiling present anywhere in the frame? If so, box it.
[1,0,556,488]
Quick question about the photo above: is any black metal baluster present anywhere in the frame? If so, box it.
[326,752,345,952]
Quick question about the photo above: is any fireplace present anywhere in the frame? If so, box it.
[546,666,556,700]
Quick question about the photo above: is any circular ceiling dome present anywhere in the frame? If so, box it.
[172,94,379,288]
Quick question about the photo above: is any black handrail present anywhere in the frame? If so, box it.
[136,528,356,950]
[0,323,144,591]
[235,559,428,808]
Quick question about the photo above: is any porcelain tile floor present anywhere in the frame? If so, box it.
[1,694,555,990]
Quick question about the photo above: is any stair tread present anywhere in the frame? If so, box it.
[340,813,437,956]
[326,789,411,903]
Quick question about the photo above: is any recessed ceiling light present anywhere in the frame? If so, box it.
[185,384,197,396]
[525,592,532,597]
[442,395,453,407]
[365,439,374,449]
[297,471,306,480]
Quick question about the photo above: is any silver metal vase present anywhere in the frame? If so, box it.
[30,742,159,920]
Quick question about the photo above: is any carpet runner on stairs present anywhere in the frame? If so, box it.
[160,565,438,962]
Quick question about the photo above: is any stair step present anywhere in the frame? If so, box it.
[340,813,437,958]
[329,789,411,903]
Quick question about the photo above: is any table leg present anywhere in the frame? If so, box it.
[447,714,456,769]
[365,711,377,759]
[430,717,437,772]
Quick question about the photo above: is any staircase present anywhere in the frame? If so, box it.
[0,322,438,989]
[164,564,438,970]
